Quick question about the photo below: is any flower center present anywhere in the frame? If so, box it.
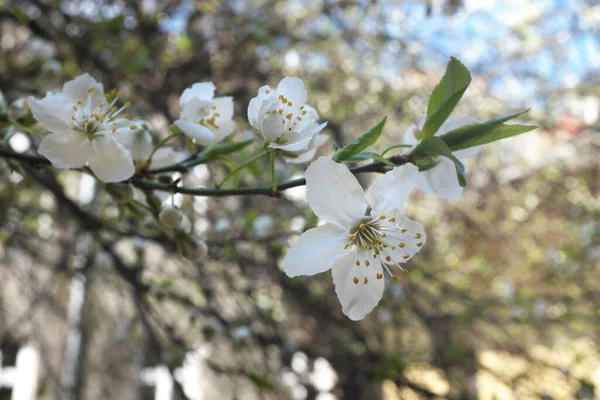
[70,87,134,140]
[344,214,424,284]
[269,94,308,137]
[196,103,221,130]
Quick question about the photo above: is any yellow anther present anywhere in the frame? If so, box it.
[71,115,76,121]
[87,86,96,93]
[105,94,111,100]
[125,101,132,107]
[116,91,122,97]
[398,242,405,248]
[373,253,377,258]
[402,270,409,276]
[363,277,368,284]
[300,105,304,110]
[416,242,423,247]
[365,260,370,267]
[77,100,83,105]
[112,106,117,111]
[388,217,396,223]
[212,105,216,110]
[348,234,355,240]
[383,244,388,248]
[392,275,399,281]
[353,277,359,284]
[355,260,360,266]
[286,113,293,120]
[403,255,409,259]
[376,273,383,280]
[302,110,307,115]
[288,101,293,106]
[278,109,283,115]
[265,90,270,94]
[415,233,422,239]
[72,105,78,111]
[385,256,391,262]
[382,233,386,238]
[129,124,138,130]
[379,215,385,220]
[359,224,366,231]
[123,114,130,119]
[344,243,349,249]
[401,228,407,233]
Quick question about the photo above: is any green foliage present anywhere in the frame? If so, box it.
[411,136,466,186]
[246,373,277,390]
[333,117,387,162]
[200,138,255,160]
[421,57,471,138]
[440,110,537,150]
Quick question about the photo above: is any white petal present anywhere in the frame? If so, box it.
[114,123,153,160]
[214,119,235,142]
[28,94,72,133]
[305,157,368,228]
[332,251,385,321]
[268,136,312,152]
[298,121,327,138]
[367,163,419,217]
[285,147,318,164]
[179,97,212,121]
[277,77,307,106]
[150,147,187,169]
[436,115,478,136]
[88,136,134,182]
[212,96,234,119]
[179,82,216,106]
[247,85,272,126]
[175,119,215,145]
[380,217,426,264]
[62,73,104,108]
[420,157,463,199]
[283,223,348,278]
[38,132,92,168]
[260,112,284,141]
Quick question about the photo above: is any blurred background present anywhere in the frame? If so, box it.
[0,0,599,399]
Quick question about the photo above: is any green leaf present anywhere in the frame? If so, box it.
[342,151,379,163]
[246,373,276,390]
[200,138,254,160]
[333,117,387,162]
[411,136,467,187]
[374,155,395,167]
[422,57,471,137]
[441,110,536,150]
[170,124,184,136]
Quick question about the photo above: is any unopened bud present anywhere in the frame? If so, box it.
[106,183,134,204]
[177,236,208,262]
[159,204,182,229]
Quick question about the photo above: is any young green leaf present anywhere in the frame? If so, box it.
[411,136,467,187]
[441,110,536,150]
[342,151,379,163]
[200,138,254,160]
[421,57,471,138]
[333,117,387,162]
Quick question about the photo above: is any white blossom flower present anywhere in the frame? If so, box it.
[403,116,482,199]
[247,77,327,152]
[284,132,330,164]
[28,74,152,182]
[149,147,188,170]
[174,82,235,145]
[283,157,426,320]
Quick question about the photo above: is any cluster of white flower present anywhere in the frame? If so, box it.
[27,72,501,320]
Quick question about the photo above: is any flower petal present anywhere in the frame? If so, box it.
[179,82,216,106]
[212,96,234,119]
[276,77,307,107]
[367,163,419,217]
[305,157,368,228]
[247,85,272,127]
[38,132,92,169]
[268,136,312,152]
[150,147,187,169]
[214,119,235,142]
[62,73,104,109]
[114,123,153,160]
[180,97,212,121]
[260,112,284,141]
[419,157,463,199]
[283,223,348,278]
[88,136,134,182]
[332,251,385,321]
[174,119,215,145]
[380,217,426,264]
[28,94,72,133]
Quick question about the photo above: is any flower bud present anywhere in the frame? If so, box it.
[177,237,208,262]
[106,183,134,204]
[159,204,182,229]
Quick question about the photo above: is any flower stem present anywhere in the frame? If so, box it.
[270,150,277,194]
[217,150,268,188]
[8,118,43,140]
